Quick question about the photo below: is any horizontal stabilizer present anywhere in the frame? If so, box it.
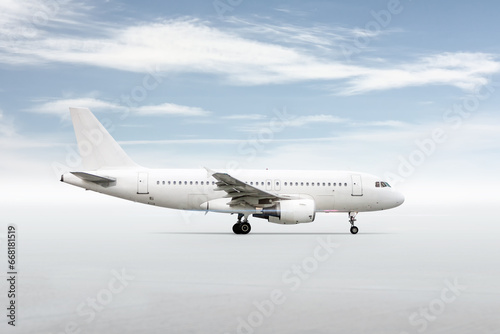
[71,172,116,183]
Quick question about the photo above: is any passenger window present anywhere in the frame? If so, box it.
[339,183,341,187]
[376,182,380,187]
[162,181,165,185]
[328,182,331,186]
[344,183,347,186]
[157,181,160,185]
[173,181,176,185]
[322,182,325,186]
[334,183,336,186]
[168,181,171,185]
[301,182,304,186]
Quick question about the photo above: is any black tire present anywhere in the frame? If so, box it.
[240,222,251,234]
[350,226,359,234]
[232,223,241,234]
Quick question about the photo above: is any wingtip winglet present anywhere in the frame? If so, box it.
[204,167,216,175]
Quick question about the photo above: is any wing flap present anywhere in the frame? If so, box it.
[206,168,288,209]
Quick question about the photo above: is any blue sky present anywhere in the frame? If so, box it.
[2,4,500,332]
[1,0,500,213]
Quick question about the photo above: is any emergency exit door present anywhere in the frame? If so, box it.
[351,174,363,196]
[137,172,149,194]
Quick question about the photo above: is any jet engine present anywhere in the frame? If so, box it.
[253,199,316,224]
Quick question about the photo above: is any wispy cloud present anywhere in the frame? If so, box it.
[0,5,498,95]
[0,108,16,137]
[135,103,210,116]
[0,0,92,42]
[118,117,500,150]
[26,97,123,118]
[25,97,210,118]
[224,16,393,53]
[232,114,348,133]
[341,53,500,95]
[349,120,408,127]
[222,114,267,120]
[287,114,347,127]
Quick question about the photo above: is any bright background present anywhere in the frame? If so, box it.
[0,1,499,333]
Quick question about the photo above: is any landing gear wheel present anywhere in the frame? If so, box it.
[239,222,251,234]
[232,223,242,234]
[350,226,359,234]
[348,212,358,235]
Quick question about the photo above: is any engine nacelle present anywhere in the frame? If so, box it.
[253,199,316,224]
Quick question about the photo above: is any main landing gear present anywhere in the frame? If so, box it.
[349,212,359,234]
[233,213,251,234]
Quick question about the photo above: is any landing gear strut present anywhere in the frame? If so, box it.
[232,213,252,234]
[349,212,358,234]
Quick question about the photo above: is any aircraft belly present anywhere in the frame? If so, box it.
[314,195,334,211]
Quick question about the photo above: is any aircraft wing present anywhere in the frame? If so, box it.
[207,168,293,208]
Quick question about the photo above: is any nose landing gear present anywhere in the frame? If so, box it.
[349,212,358,234]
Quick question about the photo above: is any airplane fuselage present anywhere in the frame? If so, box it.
[62,168,404,215]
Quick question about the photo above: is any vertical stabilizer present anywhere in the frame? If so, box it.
[69,107,138,170]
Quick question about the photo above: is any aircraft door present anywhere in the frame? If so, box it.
[137,172,149,194]
[351,174,363,196]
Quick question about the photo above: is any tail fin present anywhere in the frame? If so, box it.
[69,107,139,170]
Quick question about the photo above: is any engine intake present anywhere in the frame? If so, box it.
[253,199,316,224]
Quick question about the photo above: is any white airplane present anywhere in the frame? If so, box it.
[61,108,404,234]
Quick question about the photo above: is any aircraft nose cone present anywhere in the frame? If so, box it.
[395,191,405,206]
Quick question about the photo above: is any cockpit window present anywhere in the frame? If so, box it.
[376,181,391,188]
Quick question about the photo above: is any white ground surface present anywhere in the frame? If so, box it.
[1,192,499,334]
